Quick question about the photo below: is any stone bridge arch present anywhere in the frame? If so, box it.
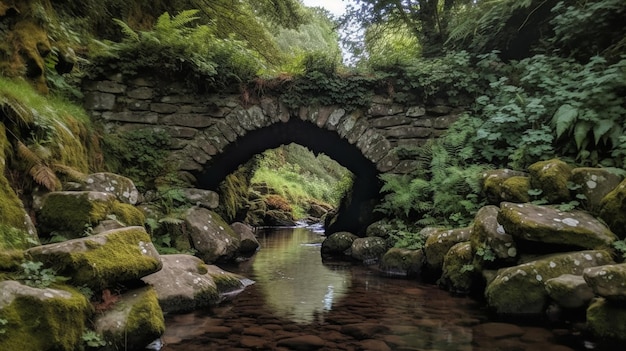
[84,76,465,232]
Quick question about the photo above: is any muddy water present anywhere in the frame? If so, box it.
[160,227,593,351]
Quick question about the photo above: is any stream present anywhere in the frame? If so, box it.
[160,227,594,351]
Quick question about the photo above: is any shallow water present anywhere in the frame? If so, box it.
[160,227,603,351]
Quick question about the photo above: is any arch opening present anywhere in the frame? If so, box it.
[193,118,383,234]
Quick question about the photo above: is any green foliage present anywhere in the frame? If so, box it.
[475,244,496,262]
[101,129,172,191]
[16,261,68,288]
[91,10,263,89]
[384,220,428,250]
[472,55,626,168]
[377,114,489,228]
[0,318,7,335]
[550,0,626,62]
[613,240,626,260]
[81,330,107,348]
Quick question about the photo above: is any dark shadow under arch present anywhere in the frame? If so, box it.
[194,118,383,234]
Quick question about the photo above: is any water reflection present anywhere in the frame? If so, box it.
[236,227,351,323]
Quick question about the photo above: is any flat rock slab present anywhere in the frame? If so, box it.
[583,263,626,302]
[545,274,594,309]
[498,202,617,250]
[26,226,161,290]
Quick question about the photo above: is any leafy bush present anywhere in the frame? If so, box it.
[16,261,67,288]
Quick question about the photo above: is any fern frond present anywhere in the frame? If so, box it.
[169,10,200,29]
[16,141,43,166]
[113,18,139,42]
[0,95,35,126]
[53,164,88,182]
[30,163,61,191]
[158,217,185,225]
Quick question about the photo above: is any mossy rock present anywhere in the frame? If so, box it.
[599,178,626,239]
[379,247,424,278]
[423,227,471,270]
[26,226,162,290]
[0,249,25,271]
[485,250,614,315]
[185,207,241,263]
[36,191,116,238]
[544,274,594,309]
[365,220,391,239]
[586,297,626,342]
[94,286,164,351]
[110,201,145,226]
[498,202,617,251]
[350,236,387,264]
[470,205,517,261]
[481,169,528,204]
[321,231,358,259]
[571,167,622,214]
[83,172,140,205]
[439,242,474,294]
[528,158,572,203]
[0,281,90,351]
[583,263,626,302]
[500,176,530,203]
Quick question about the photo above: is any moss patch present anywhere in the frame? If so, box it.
[37,191,115,237]
[528,158,572,203]
[599,179,626,239]
[501,176,530,203]
[110,201,145,226]
[0,249,25,271]
[439,242,474,294]
[587,297,626,341]
[0,282,90,351]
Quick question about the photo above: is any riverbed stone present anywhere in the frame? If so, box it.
[82,172,140,205]
[583,263,626,302]
[26,226,162,290]
[0,280,90,351]
[528,158,573,203]
[498,202,617,250]
[185,207,241,263]
[179,188,219,209]
[277,335,326,350]
[481,169,528,204]
[586,297,626,341]
[379,247,424,277]
[321,231,358,259]
[424,227,471,270]
[94,286,165,351]
[36,191,116,237]
[350,236,388,264]
[485,250,614,315]
[470,205,517,261]
[231,222,260,254]
[141,254,246,312]
[439,242,474,294]
[544,274,594,309]
[570,167,622,212]
[599,178,626,239]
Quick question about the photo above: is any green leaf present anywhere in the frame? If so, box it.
[592,120,614,145]
[551,104,578,138]
[574,121,592,150]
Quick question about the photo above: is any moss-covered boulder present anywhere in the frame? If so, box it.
[470,205,517,261]
[231,222,260,254]
[481,169,528,204]
[498,202,617,251]
[379,247,424,278]
[365,220,391,239]
[350,236,387,264]
[25,226,162,290]
[83,172,140,205]
[544,274,594,309]
[0,281,90,351]
[185,207,240,263]
[142,254,246,312]
[485,250,614,315]
[571,167,622,213]
[423,227,471,270]
[94,286,164,351]
[583,263,626,302]
[321,231,358,259]
[528,158,572,203]
[439,242,474,294]
[500,176,530,203]
[0,249,24,271]
[586,297,626,342]
[36,191,116,237]
[110,201,145,226]
[599,178,626,239]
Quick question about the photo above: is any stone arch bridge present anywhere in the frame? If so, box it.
[84,76,464,233]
